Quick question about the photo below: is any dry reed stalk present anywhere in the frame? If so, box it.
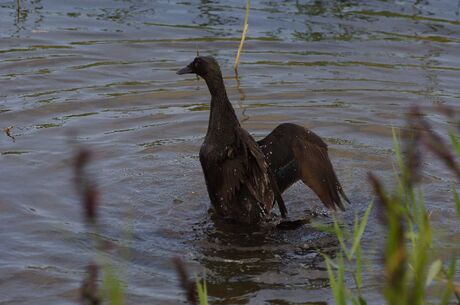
[234,0,250,73]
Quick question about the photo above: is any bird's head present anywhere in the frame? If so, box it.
[176,56,221,79]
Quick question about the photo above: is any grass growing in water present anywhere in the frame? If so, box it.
[326,106,460,305]
[196,277,209,305]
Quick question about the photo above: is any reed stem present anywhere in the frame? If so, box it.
[16,0,20,19]
[234,0,250,72]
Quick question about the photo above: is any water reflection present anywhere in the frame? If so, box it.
[295,0,327,16]
[13,0,44,35]
[194,215,339,304]
[234,72,250,123]
[197,0,238,28]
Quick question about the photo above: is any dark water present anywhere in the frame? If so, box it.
[1,0,459,304]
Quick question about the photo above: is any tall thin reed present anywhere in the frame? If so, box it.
[234,0,250,73]
[16,0,20,20]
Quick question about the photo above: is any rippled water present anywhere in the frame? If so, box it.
[1,0,459,304]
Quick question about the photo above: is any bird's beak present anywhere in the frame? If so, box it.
[177,64,194,75]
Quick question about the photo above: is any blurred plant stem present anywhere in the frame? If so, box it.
[74,147,126,305]
[173,256,209,305]
[16,0,20,21]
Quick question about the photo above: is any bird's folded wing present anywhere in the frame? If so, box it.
[234,127,287,215]
[200,140,268,211]
[201,127,286,216]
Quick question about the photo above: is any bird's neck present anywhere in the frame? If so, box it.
[204,74,239,139]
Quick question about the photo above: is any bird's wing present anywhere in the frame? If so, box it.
[292,134,349,211]
[201,127,286,217]
[233,127,287,217]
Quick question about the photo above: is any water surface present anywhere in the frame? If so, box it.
[1,0,459,304]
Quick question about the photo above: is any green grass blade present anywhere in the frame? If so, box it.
[392,128,404,171]
[355,244,363,290]
[325,255,347,305]
[350,203,373,257]
[103,268,124,305]
[325,256,338,299]
[333,215,349,259]
[453,188,460,217]
[440,258,457,305]
[449,131,460,157]
[426,259,442,287]
[337,255,347,305]
[196,278,208,305]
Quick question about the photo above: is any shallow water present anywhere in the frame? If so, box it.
[1,0,459,304]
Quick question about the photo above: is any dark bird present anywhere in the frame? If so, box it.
[177,56,349,224]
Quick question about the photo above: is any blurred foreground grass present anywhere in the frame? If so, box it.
[326,106,460,305]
